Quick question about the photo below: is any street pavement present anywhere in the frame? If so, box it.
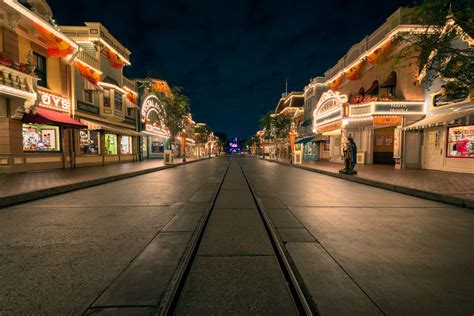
[241,157,474,315]
[264,158,474,208]
[0,158,227,315]
[1,155,473,315]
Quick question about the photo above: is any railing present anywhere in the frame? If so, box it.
[0,64,37,97]
[123,76,136,90]
[324,7,418,80]
[77,50,99,70]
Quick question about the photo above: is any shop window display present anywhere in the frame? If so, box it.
[447,126,474,158]
[23,124,60,152]
[120,136,133,154]
[104,133,118,155]
[80,130,100,154]
[151,137,165,154]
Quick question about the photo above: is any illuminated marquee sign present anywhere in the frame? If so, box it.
[141,94,169,136]
[38,91,70,112]
[313,90,347,132]
[349,102,425,117]
[141,95,161,123]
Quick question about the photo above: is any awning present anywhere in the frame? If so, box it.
[80,119,141,136]
[301,119,312,127]
[404,108,474,131]
[295,136,314,144]
[312,135,330,142]
[23,107,86,129]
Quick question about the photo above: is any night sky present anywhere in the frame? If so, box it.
[49,0,413,139]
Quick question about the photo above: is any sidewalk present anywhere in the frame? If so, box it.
[0,157,209,208]
[261,158,474,209]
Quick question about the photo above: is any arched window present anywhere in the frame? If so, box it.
[366,80,379,96]
[381,71,397,97]
[358,87,365,96]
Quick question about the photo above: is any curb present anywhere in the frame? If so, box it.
[0,157,212,209]
[260,158,473,210]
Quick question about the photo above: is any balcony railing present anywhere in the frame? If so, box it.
[324,7,419,80]
[77,50,99,70]
[0,64,37,99]
[123,76,136,90]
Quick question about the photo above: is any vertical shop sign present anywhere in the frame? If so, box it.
[393,128,402,158]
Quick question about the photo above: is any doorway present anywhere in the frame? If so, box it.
[373,127,395,164]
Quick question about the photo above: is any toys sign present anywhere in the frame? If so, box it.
[39,91,70,112]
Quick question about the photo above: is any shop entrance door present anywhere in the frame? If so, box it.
[423,127,444,170]
[373,127,395,164]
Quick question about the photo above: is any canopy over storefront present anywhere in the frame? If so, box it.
[404,108,474,131]
[295,136,314,144]
[80,119,141,136]
[23,107,85,129]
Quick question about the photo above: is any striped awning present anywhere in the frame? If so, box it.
[404,108,474,131]
[80,119,141,136]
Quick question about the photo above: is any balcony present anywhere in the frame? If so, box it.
[77,50,99,70]
[324,7,420,80]
[0,64,37,99]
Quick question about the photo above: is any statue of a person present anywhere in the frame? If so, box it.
[339,135,358,175]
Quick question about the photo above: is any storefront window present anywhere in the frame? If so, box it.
[323,141,330,152]
[447,126,474,158]
[23,124,60,152]
[120,136,133,154]
[80,130,100,154]
[151,137,164,153]
[104,133,118,155]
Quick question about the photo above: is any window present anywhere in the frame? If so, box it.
[151,137,165,153]
[84,89,93,103]
[114,91,123,112]
[23,124,60,152]
[120,136,133,154]
[447,126,474,158]
[104,133,117,155]
[34,52,47,88]
[126,107,135,118]
[79,130,100,154]
[323,141,330,152]
[103,89,111,108]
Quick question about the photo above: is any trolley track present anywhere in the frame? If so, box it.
[160,157,315,315]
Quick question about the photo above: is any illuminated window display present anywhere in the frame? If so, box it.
[151,137,164,153]
[120,136,133,154]
[80,130,100,154]
[447,126,474,158]
[22,124,60,152]
[104,133,118,155]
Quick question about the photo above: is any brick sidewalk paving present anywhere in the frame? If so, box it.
[0,157,206,205]
[263,158,474,208]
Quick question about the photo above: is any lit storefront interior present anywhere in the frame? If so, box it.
[140,93,170,159]
[405,101,474,173]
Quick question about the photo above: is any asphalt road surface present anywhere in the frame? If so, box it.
[0,156,473,315]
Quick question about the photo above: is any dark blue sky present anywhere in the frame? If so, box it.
[50,0,412,139]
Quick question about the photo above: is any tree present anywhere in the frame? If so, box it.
[402,0,474,98]
[272,114,292,140]
[147,84,191,151]
[194,124,211,157]
[259,110,273,139]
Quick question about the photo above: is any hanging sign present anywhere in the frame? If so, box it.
[373,116,402,126]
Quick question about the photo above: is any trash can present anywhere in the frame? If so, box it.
[164,149,174,165]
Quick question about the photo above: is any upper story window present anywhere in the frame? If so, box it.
[34,52,47,88]
[84,89,93,103]
[103,89,111,108]
[114,91,123,112]
[126,107,135,118]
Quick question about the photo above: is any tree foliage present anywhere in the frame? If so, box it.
[148,85,191,147]
[194,124,211,144]
[403,0,474,98]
